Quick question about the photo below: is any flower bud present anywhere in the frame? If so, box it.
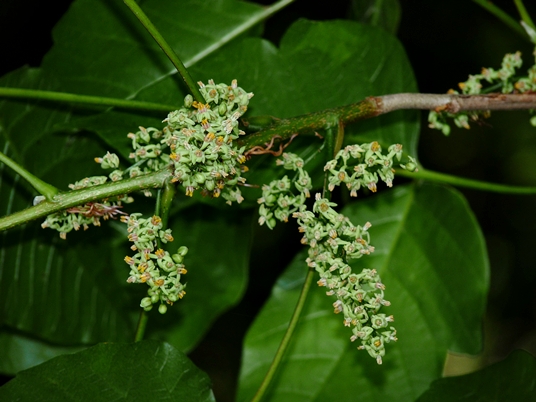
[140,297,152,308]
[158,304,168,314]
[184,94,193,108]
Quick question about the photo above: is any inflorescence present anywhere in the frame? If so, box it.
[39,77,419,356]
[258,145,416,363]
[41,79,255,311]
[123,213,187,313]
[127,79,253,204]
[429,49,536,134]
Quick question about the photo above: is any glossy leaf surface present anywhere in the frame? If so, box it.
[0,341,215,402]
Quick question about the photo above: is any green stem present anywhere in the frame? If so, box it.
[0,151,59,200]
[134,310,149,342]
[122,0,205,104]
[397,167,536,194]
[155,180,176,229]
[250,267,315,402]
[0,168,172,232]
[0,87,178,112]
[472,0,528,39]
[514,0,536,31]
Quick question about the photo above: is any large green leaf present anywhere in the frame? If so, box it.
[0,332,86,376]
[238,183,489,401]
[416,350,536,401]
[0,340,215,402]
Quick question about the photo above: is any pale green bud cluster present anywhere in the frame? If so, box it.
[429,49,536,134]
[324,142,416,195]
[126,79,253,204]
[122,213,187,313]
[257,153,312,229]
[294,193,396,364]
[41,175,133,239]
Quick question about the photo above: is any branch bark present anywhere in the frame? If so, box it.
[240,92,536,148]
[376,93,536,114]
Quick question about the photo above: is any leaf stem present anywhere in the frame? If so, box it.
[134,310,149,342]
[122,0,205,104]
[0,2,297,112]
[250,267,315,402]
[0,87,178,112]
[514,0,536,31]
[472,0,529,39]
[397,167,536,194]
[155,180,177,229]
[0,168,172,232]
[0,151,59,200]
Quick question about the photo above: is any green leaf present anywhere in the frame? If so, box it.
[0,67,136,345]
[416,350,536,401]
[348,0,402,34]
[0,331,86,376]
[237,183,489,402]
[0,340,215,402]
[146,204,253,352]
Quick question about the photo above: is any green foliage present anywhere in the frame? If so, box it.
[0,0,533,400]
[0,340,215,402]
[416,350,536,401]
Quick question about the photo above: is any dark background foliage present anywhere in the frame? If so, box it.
[1,0,536,400]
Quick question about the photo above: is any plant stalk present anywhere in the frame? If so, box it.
[514,0,536,31]
[0,87,178,112]
[250,267,315,402]
[122,0,205,104]
[0,168,171,232]
[397,167,536,194]
[0,151,59,200]
[134,310,149,342]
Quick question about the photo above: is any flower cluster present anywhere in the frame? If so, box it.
[293,194,396,364]
[257,148,411,363]
[429,49,536,134]
[258,153,312,229]
[258,145,416,230]
[41,175,133,239]
[122,213,188,313]
[324,142,416,195]
[126,79,253,204]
